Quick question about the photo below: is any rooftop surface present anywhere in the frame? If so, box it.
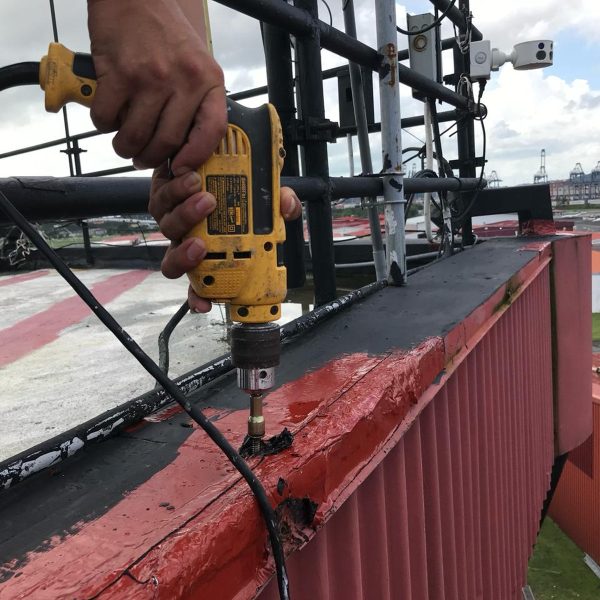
[0,268,304,460]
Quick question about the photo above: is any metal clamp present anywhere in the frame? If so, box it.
[290,116,340,143]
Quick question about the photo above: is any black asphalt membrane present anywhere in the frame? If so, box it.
[0,238,541,580]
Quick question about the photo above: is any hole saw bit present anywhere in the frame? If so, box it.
[39,43,287,454]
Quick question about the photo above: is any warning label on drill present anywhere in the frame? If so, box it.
[206,175,249,235]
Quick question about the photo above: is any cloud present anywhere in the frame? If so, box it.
[578,92,600,109]
[481,68,600,184]
[472,0,600,49]
[0,0,598,188]
[494,120,519,139]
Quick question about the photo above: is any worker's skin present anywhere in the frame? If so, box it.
[87,0,301,311]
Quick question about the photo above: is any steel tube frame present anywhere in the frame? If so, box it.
[215,0,470,110]
[453,0,477,244]
[262,8,306,289]
[0,176,485,224]
[229,37,458,101]
[294,0,336,304]
[342,0,385,281]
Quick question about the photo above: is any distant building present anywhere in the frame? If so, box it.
[549,162,600,206]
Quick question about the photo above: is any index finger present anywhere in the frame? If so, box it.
[170,86,227,176]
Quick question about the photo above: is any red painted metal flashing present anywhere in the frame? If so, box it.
[550,367,600,565]
[0,236,592,599]
[0,269,152,367]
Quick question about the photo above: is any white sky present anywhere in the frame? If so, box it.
[0,0,598,186]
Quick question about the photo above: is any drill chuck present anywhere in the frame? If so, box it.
[237,366,275,392]
[231,322,280,452]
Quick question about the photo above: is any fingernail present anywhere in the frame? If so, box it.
[184,172,202,192]
[186,239,206,262]
[173,166,192,177]
[133,159,149,170]
[196,194,217,215]
[284,194,300,219]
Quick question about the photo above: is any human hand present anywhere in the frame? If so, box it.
[87,0,226,174]
[149,164,303,312]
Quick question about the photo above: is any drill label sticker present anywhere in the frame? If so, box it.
[206,175,249,235]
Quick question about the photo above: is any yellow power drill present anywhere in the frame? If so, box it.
[39,43,287,453]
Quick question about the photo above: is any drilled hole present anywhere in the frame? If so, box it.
[238,307,249,317]
[264,242,273,251]
[270,305,279,315]
[203,275,215,286]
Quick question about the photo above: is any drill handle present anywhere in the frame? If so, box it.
[39,43,97,112]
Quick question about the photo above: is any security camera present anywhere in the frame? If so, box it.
[471,40,554,80]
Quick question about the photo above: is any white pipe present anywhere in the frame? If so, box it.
[423,101,435,243]
[375,0,406,284]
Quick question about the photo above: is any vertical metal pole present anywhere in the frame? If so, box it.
[72,139,83,176]
[347,134,355,176]
[294,0,336,305]
[454,0,476,245]
[343,0,386,281]
[49,0,75,177]
[81,220,94,266]
[375,0,406,284]
[262,9,306,289]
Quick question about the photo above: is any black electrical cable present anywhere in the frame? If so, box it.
[0,62,39,92]
[427,97,454,255]
[0,191,291,600]
[404,168,441,219]
[396,0,457,36]
[156,300,190,388]
[320,0,333,27]
[451,81,487,225]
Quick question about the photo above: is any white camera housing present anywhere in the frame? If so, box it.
[471,39,554,80]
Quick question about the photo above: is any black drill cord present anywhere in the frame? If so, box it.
[0,62,40,92]
[0,191,290,600]
[156,300,190,388]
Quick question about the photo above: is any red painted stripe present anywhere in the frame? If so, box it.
[0,270,50,288]
[0,270,152,367]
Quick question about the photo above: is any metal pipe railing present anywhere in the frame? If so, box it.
[262,11,306,289]
[0,176,485,223]
[216,0,470,110]
[0,129,101,161]
[343,0,385,281]
[0,108,461,165]
[229,37,459,101]
[294,0,337,304]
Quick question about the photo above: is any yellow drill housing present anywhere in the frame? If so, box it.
[185,102,287,324]
[40,43,96,112]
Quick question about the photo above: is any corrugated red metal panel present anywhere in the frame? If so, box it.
[550,384,600,564]
[260,264,555,600]
[552,235,593,453]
